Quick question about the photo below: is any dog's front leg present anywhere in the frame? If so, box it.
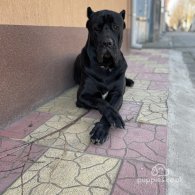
[90,91,125,144]
[77,84,125,144]
[90,116,110,144]
[77,93,124,128]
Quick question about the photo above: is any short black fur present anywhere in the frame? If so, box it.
[73,7,134,144]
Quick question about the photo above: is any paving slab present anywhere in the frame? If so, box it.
[86,123,167,163]
[0,137,48,194]
[148,81,169,90]
[124,89,168,125]
[112,160,166,195]
[23,117,96,151]
[3,148,121,195]
[132,80,151,90]
[124,89,168,104]
[37,87,87,117]
[154,67,169,74]
[125,72,138,79]
[136,73,168,82]
[137,103,167,126]
[0,112,53,139]
[127,66,155,74]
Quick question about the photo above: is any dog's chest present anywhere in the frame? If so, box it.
[100,65,113,72]
[96,71,117,98]
[102,91,109,99]
[98,82,112,100]
[91,67,120,97]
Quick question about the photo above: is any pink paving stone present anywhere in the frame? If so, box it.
[119,160,154,178]
[136,73,168,82]
[158,58,169,64]
[127,142,166,164]
[149,81,169,90]
[118,160,137,178]
[140,123,156,132]
[113,178,164,195]
[127,60,144,64]
[127,62,145,67]
[123,126,154,144]
[127,61,144,65]
[112,160,166,195]
[0,112,53,139]
[125,148,149,161]
[85,101,141,122]
[128,50,143,55]
[139,52,153,57]
[86,123,166,163]
[147,140,167,157]
[126,66,154,73]
[112,186,129,195]
[129,50,152,57]
[84,110,101,120]
[148,55,163,61]
[156,126,167,142]
[0,137,48,194]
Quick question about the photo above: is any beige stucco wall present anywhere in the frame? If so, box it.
[0,0,132,127]
[0,0,130,28]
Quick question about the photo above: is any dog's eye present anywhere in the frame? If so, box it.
[94,25,101,32]
[112,24,119,31]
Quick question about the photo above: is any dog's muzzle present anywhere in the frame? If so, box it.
[96,38,118,64]
[102,38,114,48]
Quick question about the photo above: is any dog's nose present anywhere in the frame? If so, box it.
[102,39,113,47]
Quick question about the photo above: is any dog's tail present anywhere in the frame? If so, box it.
[126,77,134,87]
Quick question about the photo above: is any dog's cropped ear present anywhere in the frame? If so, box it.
[120,10,125,20]
[87,7,94,19]
[120,10,126,29]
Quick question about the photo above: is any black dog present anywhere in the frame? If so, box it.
[73,7,134,144]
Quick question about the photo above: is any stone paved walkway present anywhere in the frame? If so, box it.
[0,49,169,195]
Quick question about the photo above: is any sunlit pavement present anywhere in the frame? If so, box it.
[0,49,170,195]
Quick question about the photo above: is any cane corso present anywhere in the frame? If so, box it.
[73,7,134,144]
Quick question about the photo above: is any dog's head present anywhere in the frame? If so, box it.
[86,7,126,65]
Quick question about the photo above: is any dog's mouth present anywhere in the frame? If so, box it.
[103,51,113,63]
[97,49,115,64]
[101,54,113,65]
[103,51,111,59]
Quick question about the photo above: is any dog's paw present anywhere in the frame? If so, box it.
[104,107,125,128]
[90,123,109,144]
[126,78,134,87]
